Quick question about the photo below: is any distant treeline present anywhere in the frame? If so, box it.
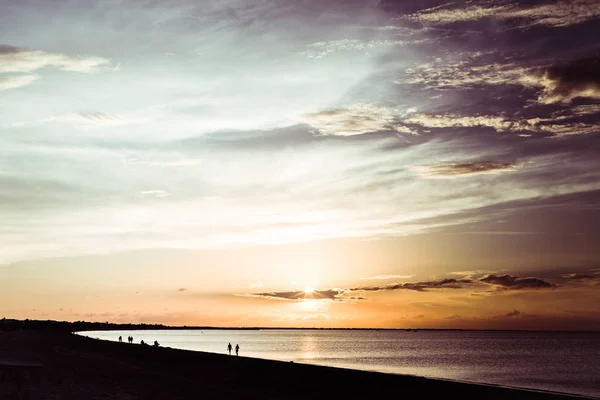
[0,318,261,332]
[0,318,168,332]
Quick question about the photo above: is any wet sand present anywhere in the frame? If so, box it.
[0,329,591,400]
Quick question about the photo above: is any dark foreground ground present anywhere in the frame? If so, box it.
[0,329,592,400]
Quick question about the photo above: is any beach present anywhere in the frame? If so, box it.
[0,329,591,400]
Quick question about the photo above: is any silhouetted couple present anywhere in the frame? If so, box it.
[227,343,240,356]
[127,336,134,343]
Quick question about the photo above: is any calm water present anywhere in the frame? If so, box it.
[78,329,600,398]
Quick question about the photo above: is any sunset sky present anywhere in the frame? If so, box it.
[1,0,600,330]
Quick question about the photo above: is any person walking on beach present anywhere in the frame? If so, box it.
[119,336,122,342]
[227,342,232,355]
[235,344,239,356]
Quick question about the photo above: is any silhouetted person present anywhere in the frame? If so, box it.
[227,342,232,355]
[235,344,239,356]
[118,336,122,342]
[128,336,132,343]
[140,340,146,345]
[153,340,160,347]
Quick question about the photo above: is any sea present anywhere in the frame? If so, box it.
[77,329,600,398]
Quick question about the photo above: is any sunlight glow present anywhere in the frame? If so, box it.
[304,286,315,294]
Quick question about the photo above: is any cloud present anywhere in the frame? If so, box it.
[408,0,600,28]
[360,274,413,280]
[177,288,186,292]
[350,278,474,293]
[398,111,597,137]
[247,289,344,301]
[300,104,411,136]
[415,162,519,178]
[561,273,596,281]
[42,112,133,127]
[479,274,556,290]
[534,56,600,103]
[447,270,489,277]
[124,158,203,167]
[299,39,406,59]
[0,74,38,91]
[566,104,600,116]
[402,114,532,132]
[140,190,169,197]
[0,45,110,73]
[246,272,563,303]
[494,309,521,318]
[559,271,600,285]
[402,59,533,90]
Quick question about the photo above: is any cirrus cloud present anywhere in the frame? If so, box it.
[408,0,600,28]
[300,103,414,136]
[415,162,519,178]
[0,74,38,91]
[0,45,110,74]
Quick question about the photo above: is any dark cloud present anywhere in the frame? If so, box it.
[501,309,521,318]
[350,278,474,292]
[537,55,600,103]
[0,45,19,54]
[417,162,518,178]
[558,271,600,285]
[250,278,474,301]
[479,274,556,290]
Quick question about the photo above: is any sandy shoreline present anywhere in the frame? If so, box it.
[0,329,593,400]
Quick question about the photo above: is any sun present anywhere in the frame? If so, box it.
[303,286,315,294]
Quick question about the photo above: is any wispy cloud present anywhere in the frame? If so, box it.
[245,289,344,301]
[124,158,203,167]
[299,39,406,59]
[415,162,519,178]
[447,270,489,277]
[140,190,169,197]
[401,58,533,90]
[0,74,38,91]
[42,112,134,128]
[349,278,475,293]
[300,103,413,136]
[360,274,413,280]
[402,114,532,132]
[0,45,110,73]
[408,0,600,28]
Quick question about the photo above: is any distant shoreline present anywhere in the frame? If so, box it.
[2,318,599,333]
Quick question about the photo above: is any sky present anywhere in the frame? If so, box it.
[1,0,600,330]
